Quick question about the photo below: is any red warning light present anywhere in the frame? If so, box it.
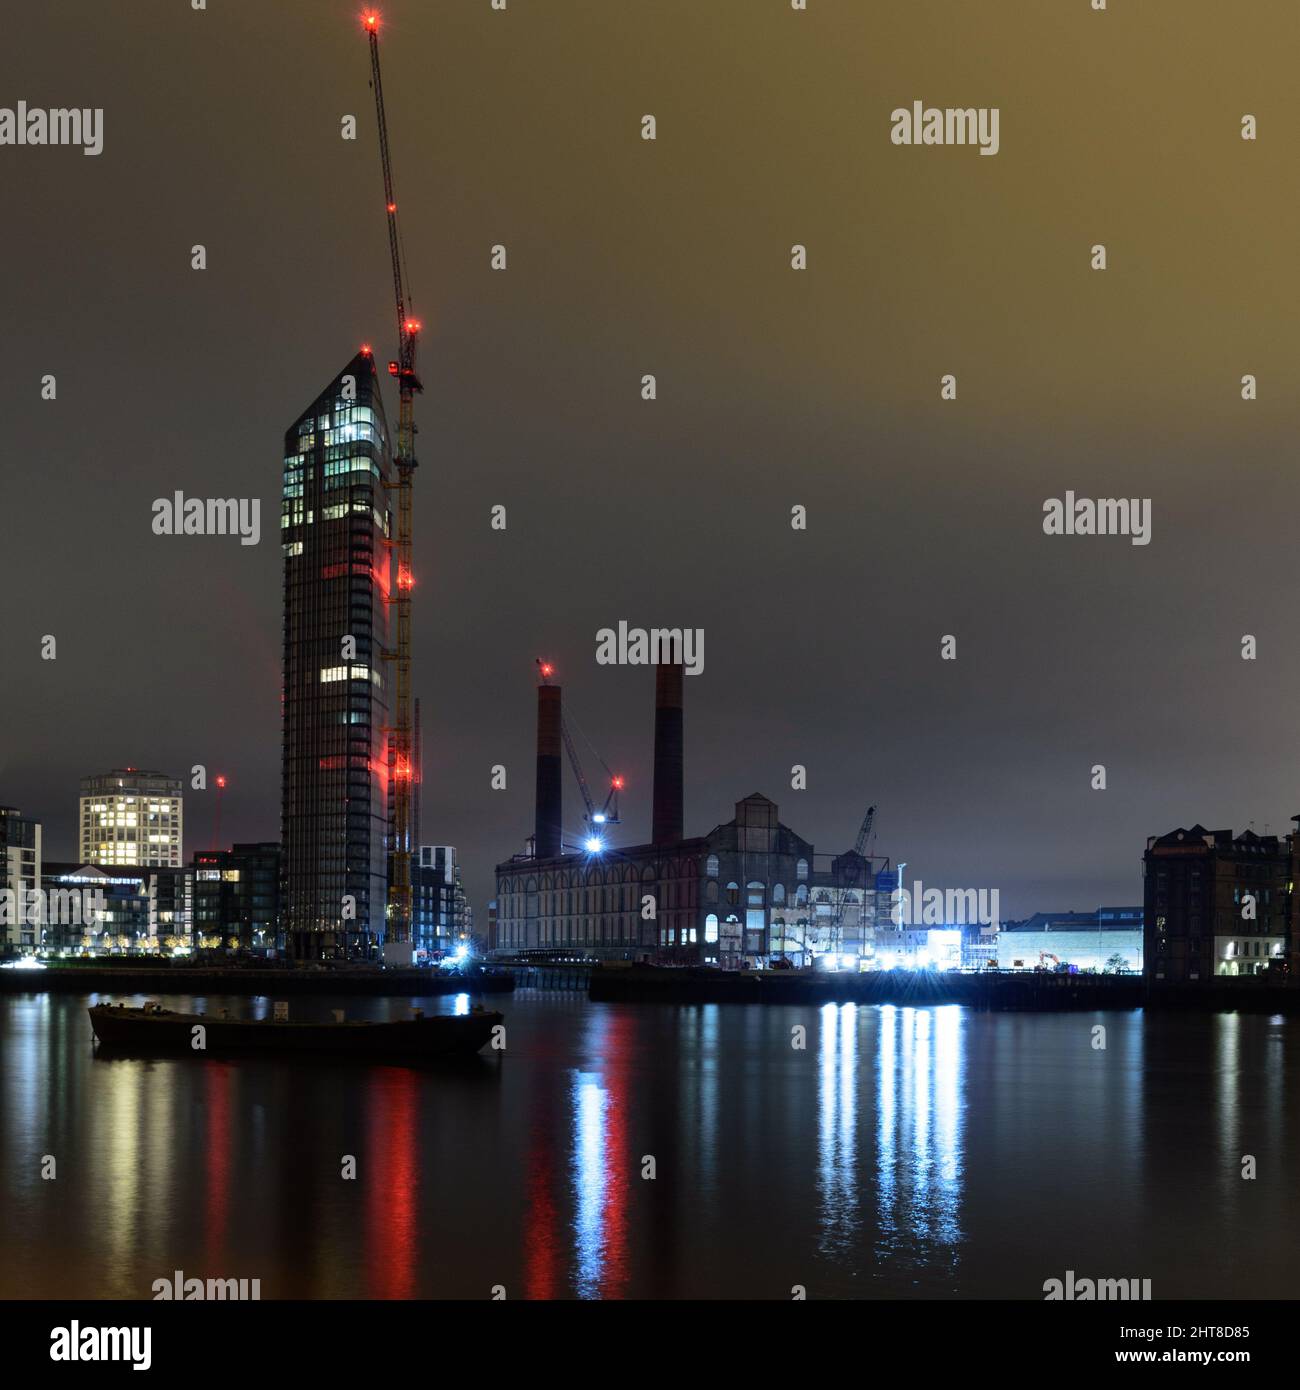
[404,319,421,334]
[362,12,380,32]
[360,344,372,356]
[612,776,625,790]
[387,202,396,214]
[397,565,414,591]
[216,776,227,789]
[539,662,554,678]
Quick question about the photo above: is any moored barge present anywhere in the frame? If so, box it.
[88,1002,502,1058]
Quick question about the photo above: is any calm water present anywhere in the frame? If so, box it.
[0,989,1295,1300]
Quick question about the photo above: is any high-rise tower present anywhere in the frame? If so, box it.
[281,349,394,959]
[80,769,182,868]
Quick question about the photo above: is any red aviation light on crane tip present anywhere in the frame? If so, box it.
[612,776,625,790]
[360,344,373,357]
[539,662,554,679]
[216,776,227,790]
[362,12,380,32]
[404,318,421,335]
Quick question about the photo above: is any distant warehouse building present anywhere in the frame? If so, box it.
[1144,825,1290,981]
[995,906,1143,973]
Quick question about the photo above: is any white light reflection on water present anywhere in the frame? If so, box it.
[869,1004,966,1272]
[817,1002,859,1253]
[570,1070,608,1299]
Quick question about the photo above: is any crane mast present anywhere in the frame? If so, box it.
[364,12,421,947]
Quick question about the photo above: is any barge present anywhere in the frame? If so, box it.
[88,1002,502,1058]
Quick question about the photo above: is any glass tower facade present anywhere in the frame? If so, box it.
[281,350,393,958]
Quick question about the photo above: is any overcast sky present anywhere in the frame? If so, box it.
[3,0,1299,918]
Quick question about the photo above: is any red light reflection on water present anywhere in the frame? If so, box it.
[366,1067,418,1298]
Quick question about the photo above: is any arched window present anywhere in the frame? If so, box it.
[795,884,808,906]
[796,858,809,881]
[726,881,740,906]
[705,880,719,903]
[772,884,785,905]
[706,854,719,877]
[705,914,719,943]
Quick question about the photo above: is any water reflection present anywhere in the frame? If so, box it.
[7,994,1300,1300]
[365,1068,418,1298]
[871,1005,965,1275]
[817,1002,859,1253]
[568,1011,631,1298]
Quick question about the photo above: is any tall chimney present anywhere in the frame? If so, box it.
[535,684,563,859]
[652,663,684,845]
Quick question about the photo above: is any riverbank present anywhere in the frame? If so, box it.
[587,965,1300,1012]
[0,963,515,996]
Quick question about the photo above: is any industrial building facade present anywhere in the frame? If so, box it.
[494,666,886,967]
[495,792,885,967]
[280,350,394,959]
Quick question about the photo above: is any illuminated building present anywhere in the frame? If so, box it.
[0,806,41,954]
[1145,825,1290,980]
[40,862,150,954]
[79,769,182,868]
[412,844,472,957]
[281,350,394,959]
[192,843,280,951]
[995,907,1143,973]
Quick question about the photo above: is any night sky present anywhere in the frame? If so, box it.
[4,0,1300,919]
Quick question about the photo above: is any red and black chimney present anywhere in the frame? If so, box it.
[652,663,684,845]
[535,683,563,859]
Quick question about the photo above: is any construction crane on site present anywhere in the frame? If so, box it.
[536,660,623,844]
[852,804,877,858]
[830,803,878,956]
[364,10,422,944]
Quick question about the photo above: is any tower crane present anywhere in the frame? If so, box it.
[830,804,878,959]
[536,660,623,846]
[363,11,421,945]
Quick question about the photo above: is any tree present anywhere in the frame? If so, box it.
[1105,953,1129,974]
